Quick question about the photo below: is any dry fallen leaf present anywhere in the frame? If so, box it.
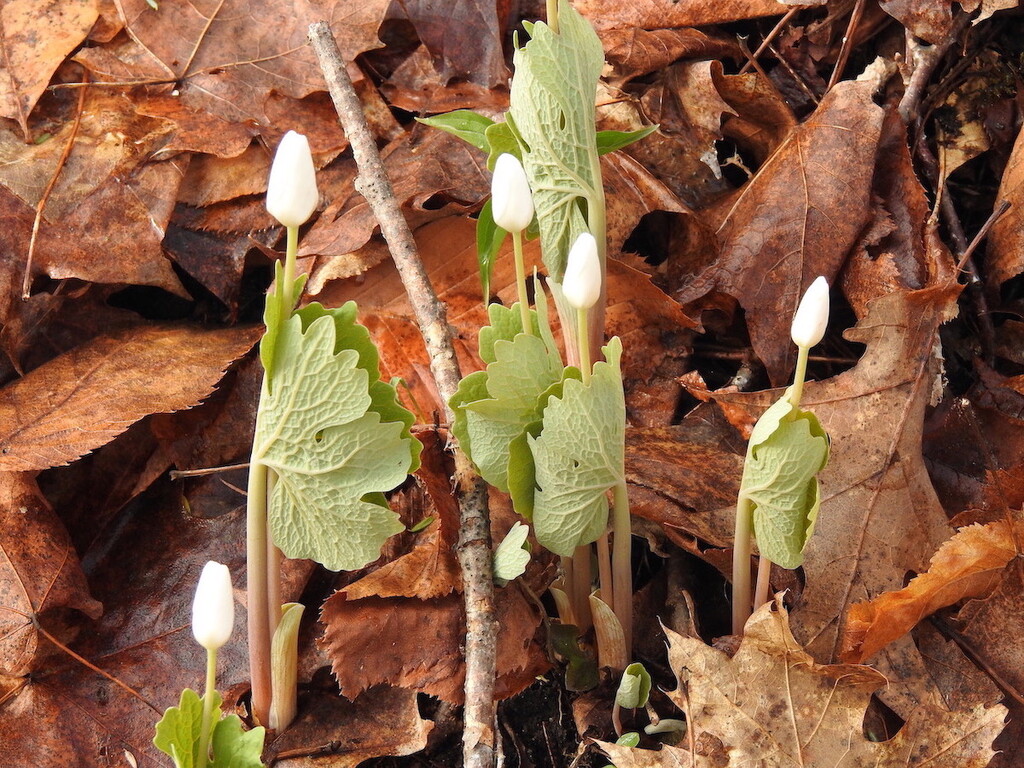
[0,324,260,471]
[600,599,1005,768]
[841,519,1024,663]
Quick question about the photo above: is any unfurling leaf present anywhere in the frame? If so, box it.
[531,338,626,557]
[254,304,421,572]
[741,391,829,569]
[595,126,658,155]
[508,0,604,281]
[154,689,266,768]
[615,663,652,709]
[493,521,531,586]
[415,110,494,153]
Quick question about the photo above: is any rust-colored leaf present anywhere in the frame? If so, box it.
[986,120,1024,286]
[675,78,884,384]
[841,519,1024,663]
[0,325,260,471]
[576,0,814,31]
[0,0,99,138]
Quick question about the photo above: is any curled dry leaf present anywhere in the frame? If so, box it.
[986,119,1024,286]
[0,324,261,471]
[575,0,811,31]
[600,598,1005,768]
[841,519,1024,664]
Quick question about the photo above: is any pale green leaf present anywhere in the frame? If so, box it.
[508,0,604,280]
[494,521,531,586]
[254,313,415,571]
[210,715,265,768]
[415,110,493,152]
[530,338,625,556]
[154,688,220,768]
[741,394,830,569]
[484,118,522,170]
[615,662,652,709]
[260,261,307,381]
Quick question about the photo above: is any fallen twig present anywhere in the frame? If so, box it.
[308,21,498,768]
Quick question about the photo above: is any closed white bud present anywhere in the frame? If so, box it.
[790,276,830,348]
[491,153,534,232]
[266,130,318,228]
[563,232,601,311]
[191,561,234,652]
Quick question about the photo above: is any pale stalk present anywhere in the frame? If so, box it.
[577,308,591,385]
[754,554,772,612]
[197,647,218,768]
[612,481,632,655]
[512,230,532,334]
[245,443,272,726]
[281,226,299,314]
[546,0,559,32]
[788,345,810,408]
[732,493,754,635]
[596,532,613,613]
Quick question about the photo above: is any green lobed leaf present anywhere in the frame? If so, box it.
[415,110,494,152]
[476,199,507,302]
[741,392,830,569]
[155,688,214,768]
[530,338,626,557]
[507,0,604,281]
[210,714,266,768]
[253,313,417,571]
[595,126,658,155]
[493,520,531,586]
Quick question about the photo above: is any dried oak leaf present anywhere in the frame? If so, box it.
[675,78,884,385]
[319,583,547,704]
[0,324,261,471]
[599,599,1005,768]
[0,472,102,677]
[576,0,816,31]
[710,286,961,661]
[0,0,99,138]
[841,519,1024,663]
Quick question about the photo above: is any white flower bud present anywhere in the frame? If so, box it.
[491,153,534,232]
[562,232,602,311]
[266,130,318,228]
[191,561,234,652]
[790,276,830,348]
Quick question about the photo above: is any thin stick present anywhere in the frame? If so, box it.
[23,73,88,299]
[826,0,866,91]
[739,8,800,75]
[170,462,250,480]
[955,199,1011,275]
[309,23,497,768]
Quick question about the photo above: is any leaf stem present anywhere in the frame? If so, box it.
[512,230,532,335]
[197,647,218,768]
[732,493,754,635]
[572,544,593,632]
[612,481,632,656]
[596,531,613,613]
[246,443,273,726]
[754,553,772,612]
[546,0,559,33]
[789,344,810,408]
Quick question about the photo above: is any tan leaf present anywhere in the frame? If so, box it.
[0,325,260,471]
[601,599,1005,768]
[841,520,1024,664]
[575,0,817,31]
[986,120,1024,286]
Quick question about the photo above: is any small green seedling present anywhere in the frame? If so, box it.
[612,662,652,735]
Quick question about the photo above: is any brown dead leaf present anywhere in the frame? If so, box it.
[710,287,961,662]
[268,687,432,767]
[319,583,547,704]
[0,0,99,139]
[986,119,1024,286]
[0,324,260,472]
[841,520,1024,664]
[135,95,255,158]
[713,66,797,165]
[0,472,102,677]
[600,599,1005,768]
[879,0,953,43]
[675,78,885,385]
[600,28,739,84]
[576,0,813,31]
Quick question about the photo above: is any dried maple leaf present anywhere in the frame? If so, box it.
[841,519,1024,664]
[675,78,885,385]
[600,599,1005,768]
[0,324,260,471]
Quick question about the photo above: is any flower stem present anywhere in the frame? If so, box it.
[546,0,559,32]
[596,531,613,613]
[197,647,218,768]
[512,230,532,335]
[282,225,299,315]
[789,344,810,408]
[612,481,632,656]
[754,554,772,612]
[577,308,591,385]
[732,493,754,635]
[247,405,273,725]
